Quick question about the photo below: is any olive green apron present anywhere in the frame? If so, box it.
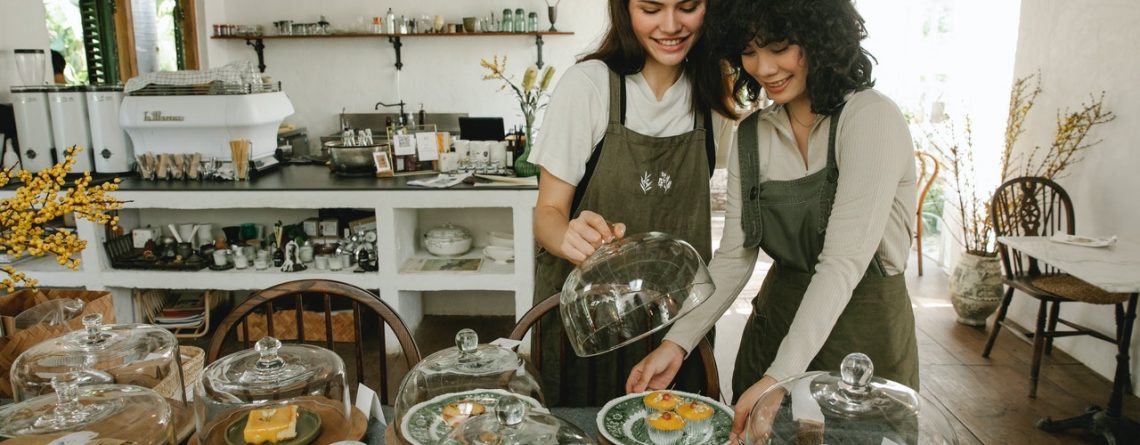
[730,105,919,402]
[532,69,716,406]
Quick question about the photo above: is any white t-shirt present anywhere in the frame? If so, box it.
[529,60,733,185]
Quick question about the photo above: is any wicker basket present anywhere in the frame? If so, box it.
[237,310,357,342]
[154,345,205,402]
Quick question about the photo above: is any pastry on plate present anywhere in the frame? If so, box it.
[645,411,686,445]
[442,400,487,427]
[243,405,298,444]
[643,391,682,414]
[676,400,714,439]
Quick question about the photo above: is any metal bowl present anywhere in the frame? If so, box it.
[326,143,384,175]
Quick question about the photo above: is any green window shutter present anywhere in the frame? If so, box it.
[173,0,186,70]
[79,0,120,84]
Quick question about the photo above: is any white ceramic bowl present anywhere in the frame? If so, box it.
[488,231,514,248]
[424,224,473,256]
[482,246,515,264]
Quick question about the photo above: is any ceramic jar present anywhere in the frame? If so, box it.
[949,252,1004,326]
[423,223,472,256]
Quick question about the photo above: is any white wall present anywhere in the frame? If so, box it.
[200,0,608,148]
[0,0,53,104]
[1009,0,1140,393]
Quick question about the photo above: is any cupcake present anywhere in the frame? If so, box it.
[676,400,715,439]
[643,391,682,414]
[645,411,686,445]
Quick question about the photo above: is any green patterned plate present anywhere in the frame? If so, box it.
[597,391,733,445]
[224,407,321,445]
[399,388,545,445]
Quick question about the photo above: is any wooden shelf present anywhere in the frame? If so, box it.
[211,31,574,72]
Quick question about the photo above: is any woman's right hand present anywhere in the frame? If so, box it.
[559,210,626,264]
[625,341,686,393]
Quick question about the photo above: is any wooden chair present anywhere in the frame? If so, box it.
[914,150,940,276]
[208,279,422,404]
[983,177,1130,398]
[509,293,721,405]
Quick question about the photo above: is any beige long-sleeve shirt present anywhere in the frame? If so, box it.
[664,88,917,382]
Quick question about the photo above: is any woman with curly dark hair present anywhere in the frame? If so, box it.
[627,0,919,434]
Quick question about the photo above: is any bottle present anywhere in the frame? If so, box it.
[502,9,513,32]
[385,8,396,34]
[418,104,427,127]
[514,9,525,33]
[528,12,538,32]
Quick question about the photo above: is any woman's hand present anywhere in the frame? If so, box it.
[559,210,626,264]
[728,375,780,443]
[625,341,686,393]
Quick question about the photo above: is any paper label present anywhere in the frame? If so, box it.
[393,133,417,156]
[415,132,440,160]
[356,382,386,424]
[491,338,522,350]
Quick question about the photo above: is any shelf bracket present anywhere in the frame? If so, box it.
[246,38,266,73]
[535,35,546,69]
[389,35,404,71]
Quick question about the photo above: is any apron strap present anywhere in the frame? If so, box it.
[817,102,846,233]
[571,70,628,216]
[703,109,715,178]
[738,112,763,248]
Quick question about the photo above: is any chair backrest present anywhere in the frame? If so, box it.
[915,150,940,219]
[990,176,1075,278]
[509,293,721,404]
[207,279,422,404]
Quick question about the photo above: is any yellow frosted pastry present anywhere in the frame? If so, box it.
[243,405,298,444]
[643,391,682,412]
[675,401,713,421]
[442,400,486,427]
[646,411,686,430]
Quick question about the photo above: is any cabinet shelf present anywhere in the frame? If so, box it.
[100,268,382,291]
[6,256,88,288]
[211,31,574,72]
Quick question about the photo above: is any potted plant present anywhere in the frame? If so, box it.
[1,146,123,290]
[480,55,555,177]
[925,73,1114,325]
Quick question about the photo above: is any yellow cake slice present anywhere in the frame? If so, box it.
[243,405,299,444]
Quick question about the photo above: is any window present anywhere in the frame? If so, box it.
[43,0,199,84]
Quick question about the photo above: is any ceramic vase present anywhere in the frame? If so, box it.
[949,251,1004,326]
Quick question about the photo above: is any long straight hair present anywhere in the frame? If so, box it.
[580,0,735,118]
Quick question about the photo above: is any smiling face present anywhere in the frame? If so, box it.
[628,0,706,71]
[741,39,809,106]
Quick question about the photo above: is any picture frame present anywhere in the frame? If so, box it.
[385,123,441,176]
[373,151,394,177]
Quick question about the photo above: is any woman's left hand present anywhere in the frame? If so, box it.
[728,375,779,442]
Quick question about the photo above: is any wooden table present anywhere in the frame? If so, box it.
[997,236,1140,443]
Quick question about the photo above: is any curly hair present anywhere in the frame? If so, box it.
[707,0,875,114]
[580,0,735,118]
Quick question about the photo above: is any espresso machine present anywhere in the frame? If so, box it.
[9,86,55,172]
[47,85,95,173]
[87,85,134,173]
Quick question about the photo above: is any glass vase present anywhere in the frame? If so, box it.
[513,118,539,177]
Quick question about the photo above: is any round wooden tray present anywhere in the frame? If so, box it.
[189,401,366,445]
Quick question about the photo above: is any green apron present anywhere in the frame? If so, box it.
[533,69,716,406]
[731,105,919,402]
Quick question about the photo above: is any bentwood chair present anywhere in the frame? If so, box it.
[984,177,1130,398]
[914,150,940,276]
[509,293,721,406]
[208,279,422,404]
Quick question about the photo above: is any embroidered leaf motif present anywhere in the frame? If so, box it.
[658,172,673,192]
[640,172,654,193]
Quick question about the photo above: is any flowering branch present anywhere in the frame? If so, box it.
[0,146,125,290]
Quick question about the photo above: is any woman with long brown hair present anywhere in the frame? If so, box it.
[529,0,736,406]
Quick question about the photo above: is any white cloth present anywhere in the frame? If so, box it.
[124,61,262,94]
[529,60,733,185]
[665,88,917,382]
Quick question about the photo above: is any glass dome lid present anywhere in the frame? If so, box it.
[442,395,597,445]
[395,329,545,445]
[10,313,180,402]
[199,336,345,401]
[560,231,715,357]
[741,353,957,445]
[0,373,173,444]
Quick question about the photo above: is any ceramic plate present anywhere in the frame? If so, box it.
[399,388,545,445]
[1050,233,1117,248]
[224,407,321,445]
[597,391,733,445]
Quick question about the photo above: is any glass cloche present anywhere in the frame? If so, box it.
[0,373,173,444]
[10,313,183,402]
[442,395,596,445]
[395,329,545,445]
[193,336,350,445]
[741,353,957,445]
[560,231,715,357]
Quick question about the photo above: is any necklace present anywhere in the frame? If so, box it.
[788,108,815,128]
